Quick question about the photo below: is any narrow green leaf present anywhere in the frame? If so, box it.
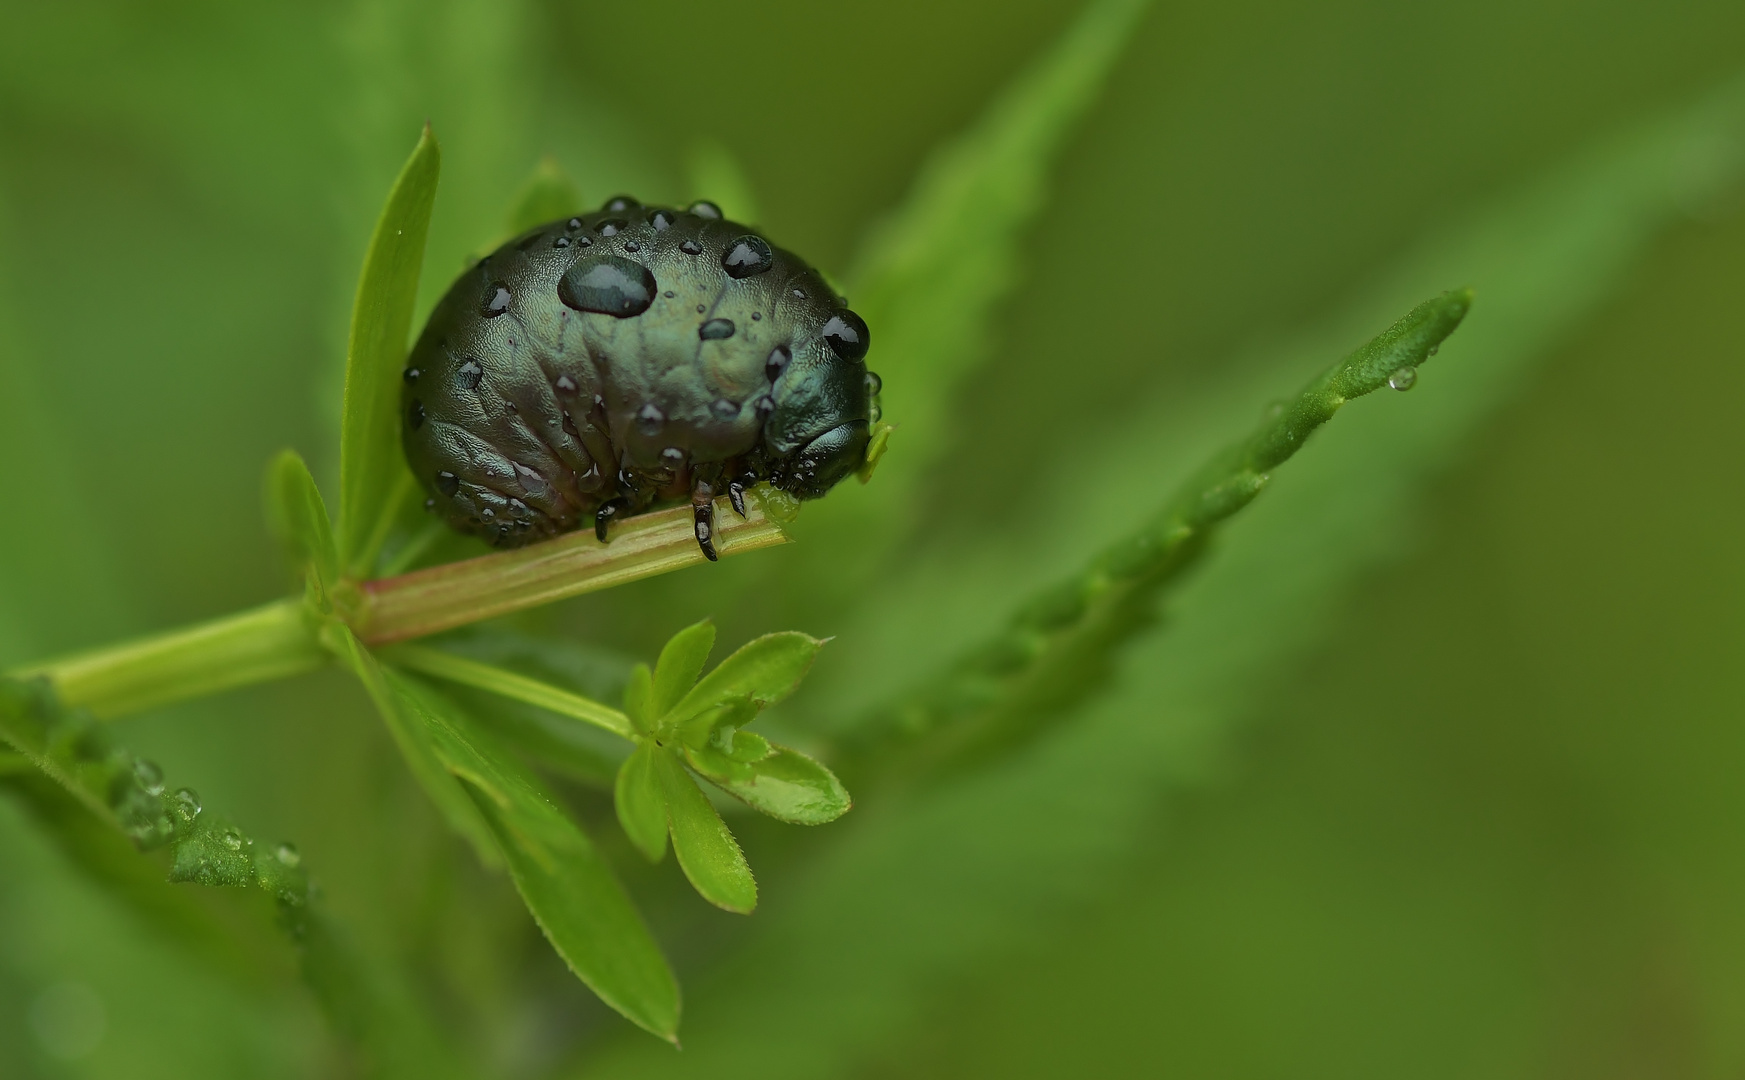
[265,449,339,594]
[624,662,654,734]
[388,643,635,739]
[506,156,584,234]
[655,751,757,914]
[685,742,852,826]
[324,624,501,868]
[615,742,668,862]
[338,125,441,578]
[650,619,715,721]
[391,673,681,1041]
[668,632,825,729]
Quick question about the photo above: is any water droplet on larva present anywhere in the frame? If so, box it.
[133,759,164,796]
[481,507,495,521]
[402,367,420,383]
[623,240,641,252]
[275,842,300,868]
[663,290,675,298]
[865,371,883,395]
[457,360,483,390]
[697,304,706,313]
[637,402,666,434]
[407,399,425,429]
[821,310,870,361]
[680,239,703,256]
[723,235,774,278]
[649,210,675,231]
[424,497,436,510]
[751,311,761,321]
[513,461,545,487]
[712,398,739,420]
[435,471,460,496]
[754,394,776,417]
[482,283,512,317]
[595,218,627,236]
[792,287,808,300]
[689,200,722,219]
[699,318,736,340]
[660,446,686,467]
[603,195,639,212]
[554,374,578,395]
[558,256,657,318]
[1388,365,1418,391]
[766,345,791,382]
[553,235,571,249]
[567,217,583,230]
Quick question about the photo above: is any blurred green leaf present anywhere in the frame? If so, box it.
[687,743,852,826]
[650,619,715,720]
[390,671,682,1042]
[326,624,501,868]
[615,742,668,863]
[505,155,584,234]
[668,632,826,730]
[685,138,761,224]
[338,125,440,579]
[656,750,757,914]
[389,642,635,739]
[265,448,339,596]
[624,661,655,735]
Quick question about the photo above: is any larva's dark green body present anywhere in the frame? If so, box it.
[402,198,878,552]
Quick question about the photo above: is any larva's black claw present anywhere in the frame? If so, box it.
[728,482,747,519]
[693,502,719,562]
[594,498,627,543]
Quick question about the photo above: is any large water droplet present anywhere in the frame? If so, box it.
[435,471,460,496]
[699,318,736,340]
[821,310,870,361]
[513,461,545,489]
[636,402,666,434]
[558,256,657,318]
[457,359,483,390]
[1388,365,1418,391]
[482,283,512,317]
[603,195,639,212]
[766,345,790,382]
[133,759,164,796]
[648,210,675,231]
[864,371,883,396]
[723,235,774,278]
[407,399,425,429]
[275,842,300,868]
[595,218,627,236]
[689,200,722,219]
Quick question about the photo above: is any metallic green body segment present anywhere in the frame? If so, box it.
[401,199,880,548]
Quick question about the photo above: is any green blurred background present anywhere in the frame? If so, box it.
[2,0,1744,1076]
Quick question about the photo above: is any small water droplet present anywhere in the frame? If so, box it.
[221,828,245,851]
[688,200,722,219]
[1388,365,1418,391]
[481,507,495,521]
[133,759,164,796]
[766,345,790,382]
[275,842,300,868]
[722,235,774,278]
[558,256,657,318]
[435,471,460,496]
[595,218,627,236]
[174,788,202,818]
[869,401,882,423]
[712,398,739,420]
[424,497,436,510]
[603,195,639,212]
[699,317,736,340]
[648,210,675,231]
[636,402,666,434]
[514,462,545,487]
[624,240,641,252]
[792,288,808,300]
[680,239,703,256]
[660,446,686,467]
[562,411,580,436]
[663,290,675,298]
[577,236,593,247]
[567,217,583,230]
[508,496,529,514]
[482,283,512,317]
[407,399,425,429]
[865,371,883,395]
[750,311,761,321]
[754,395,776,417]
[821,310,870,361]
[457,360,483,390]
[402,367,420,383]
[696,303,706,313]
[554,374,578,395]
[553,235,571,249]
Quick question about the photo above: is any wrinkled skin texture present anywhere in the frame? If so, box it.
[402,198,878,556]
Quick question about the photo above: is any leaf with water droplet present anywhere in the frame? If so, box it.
[338,124,440,579]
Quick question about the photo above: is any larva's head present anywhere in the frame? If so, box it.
[763,308,878,499]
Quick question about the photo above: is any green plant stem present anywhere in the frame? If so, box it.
[353,496,789,646]
[10,599,324,720]
[388,643,635,739]
[7,496,790,720]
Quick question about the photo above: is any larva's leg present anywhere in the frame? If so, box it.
[594,497,629,543]
[727,481,747,519]
[691,480,719,562]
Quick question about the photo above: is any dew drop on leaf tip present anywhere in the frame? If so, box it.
[1388,365,1418,391]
